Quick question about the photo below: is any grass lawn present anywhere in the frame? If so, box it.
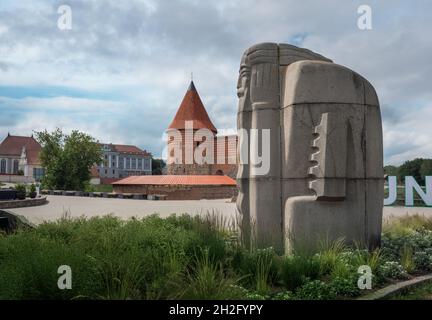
[86,184,113,193]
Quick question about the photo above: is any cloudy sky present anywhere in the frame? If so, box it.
[0,0,430,165]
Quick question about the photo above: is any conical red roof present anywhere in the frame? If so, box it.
[168,81,217,133]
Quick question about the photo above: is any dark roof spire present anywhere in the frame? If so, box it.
[168,80,217,133]
[188,80,196,91]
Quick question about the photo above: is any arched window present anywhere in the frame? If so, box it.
[215,170,224,176]
[0,159,6,174]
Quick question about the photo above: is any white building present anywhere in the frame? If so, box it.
[91,143,152,184]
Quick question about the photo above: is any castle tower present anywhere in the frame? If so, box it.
[166,81,217,175]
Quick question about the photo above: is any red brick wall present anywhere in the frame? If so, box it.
[166,130,238,178]
[113,184,238,200]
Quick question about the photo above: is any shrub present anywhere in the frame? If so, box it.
[315,238,347,275]
[413,251,432,271]
[295,280,336,300]
[280,255,320,291]
[14,184,26,200]
[272,291,295,300]
[329,276,360,298]
[28,184,37,198]
[0,215,232,299]
[350,248,383,274]
[400,245,416,273]
[230,247,279,293]
[378,261,407,279]
[176,249,242,300]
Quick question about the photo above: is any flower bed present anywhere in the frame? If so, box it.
[1,213,432,299]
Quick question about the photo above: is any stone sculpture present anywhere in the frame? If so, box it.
[236,43,383,253]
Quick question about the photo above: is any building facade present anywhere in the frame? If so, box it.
[93,143,152,183]
[112,175,237,200]
[166,81,238,178]
[0,134,44,182]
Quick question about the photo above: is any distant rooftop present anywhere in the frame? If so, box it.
[100,143,152,157]
[167,81,217,133]
[112,175,236,186]
[0,134,41,164]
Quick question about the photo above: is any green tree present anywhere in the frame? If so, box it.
[384,165,399,178]
[151,158,166,175]
[420,159,432,180]
[399,158,425,184]
[35,128,103,190]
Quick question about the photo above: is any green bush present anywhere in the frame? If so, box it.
[2,213,432,300]
[14,184,27,200]
[0,215,234,300]
[329,276,360,298]
[413,251,432,271]
[295,280,336,300]
[378,261,407,279]
[230,247,279,294]
[28,184,37,198]
[280,255,320,291]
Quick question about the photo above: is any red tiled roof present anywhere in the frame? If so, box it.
[25,149,42,165]
[0,135,42,164]
[100,143,152,156]
[114,144,151,156]
[112,175,236,186]
[168,81,217,133]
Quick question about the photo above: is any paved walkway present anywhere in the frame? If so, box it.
[9,196,237,225]
[7,195,432,225]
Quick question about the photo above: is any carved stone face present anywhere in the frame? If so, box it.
[237,53,251,115]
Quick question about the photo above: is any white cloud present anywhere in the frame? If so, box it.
[0,0,431,162]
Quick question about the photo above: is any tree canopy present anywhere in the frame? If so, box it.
[35,128,103,190]
[152,158,166,175]
[387,158,432,185]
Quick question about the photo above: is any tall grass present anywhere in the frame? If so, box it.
[0,214,231,299]
[400,245,416,273]
[383,214,432,235]
[2,213,432,300]
[178,249,242,299]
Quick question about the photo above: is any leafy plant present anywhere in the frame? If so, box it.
[378,261,407,279]
[28,184,37,198]
[315,238,347,275]
[15,184,26,200]
[178,249,241,299]
[413,251,432,271]
[295,280,336,300]
[280,255,320,291]
[400,245,416,273]
[329,276,360,298]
